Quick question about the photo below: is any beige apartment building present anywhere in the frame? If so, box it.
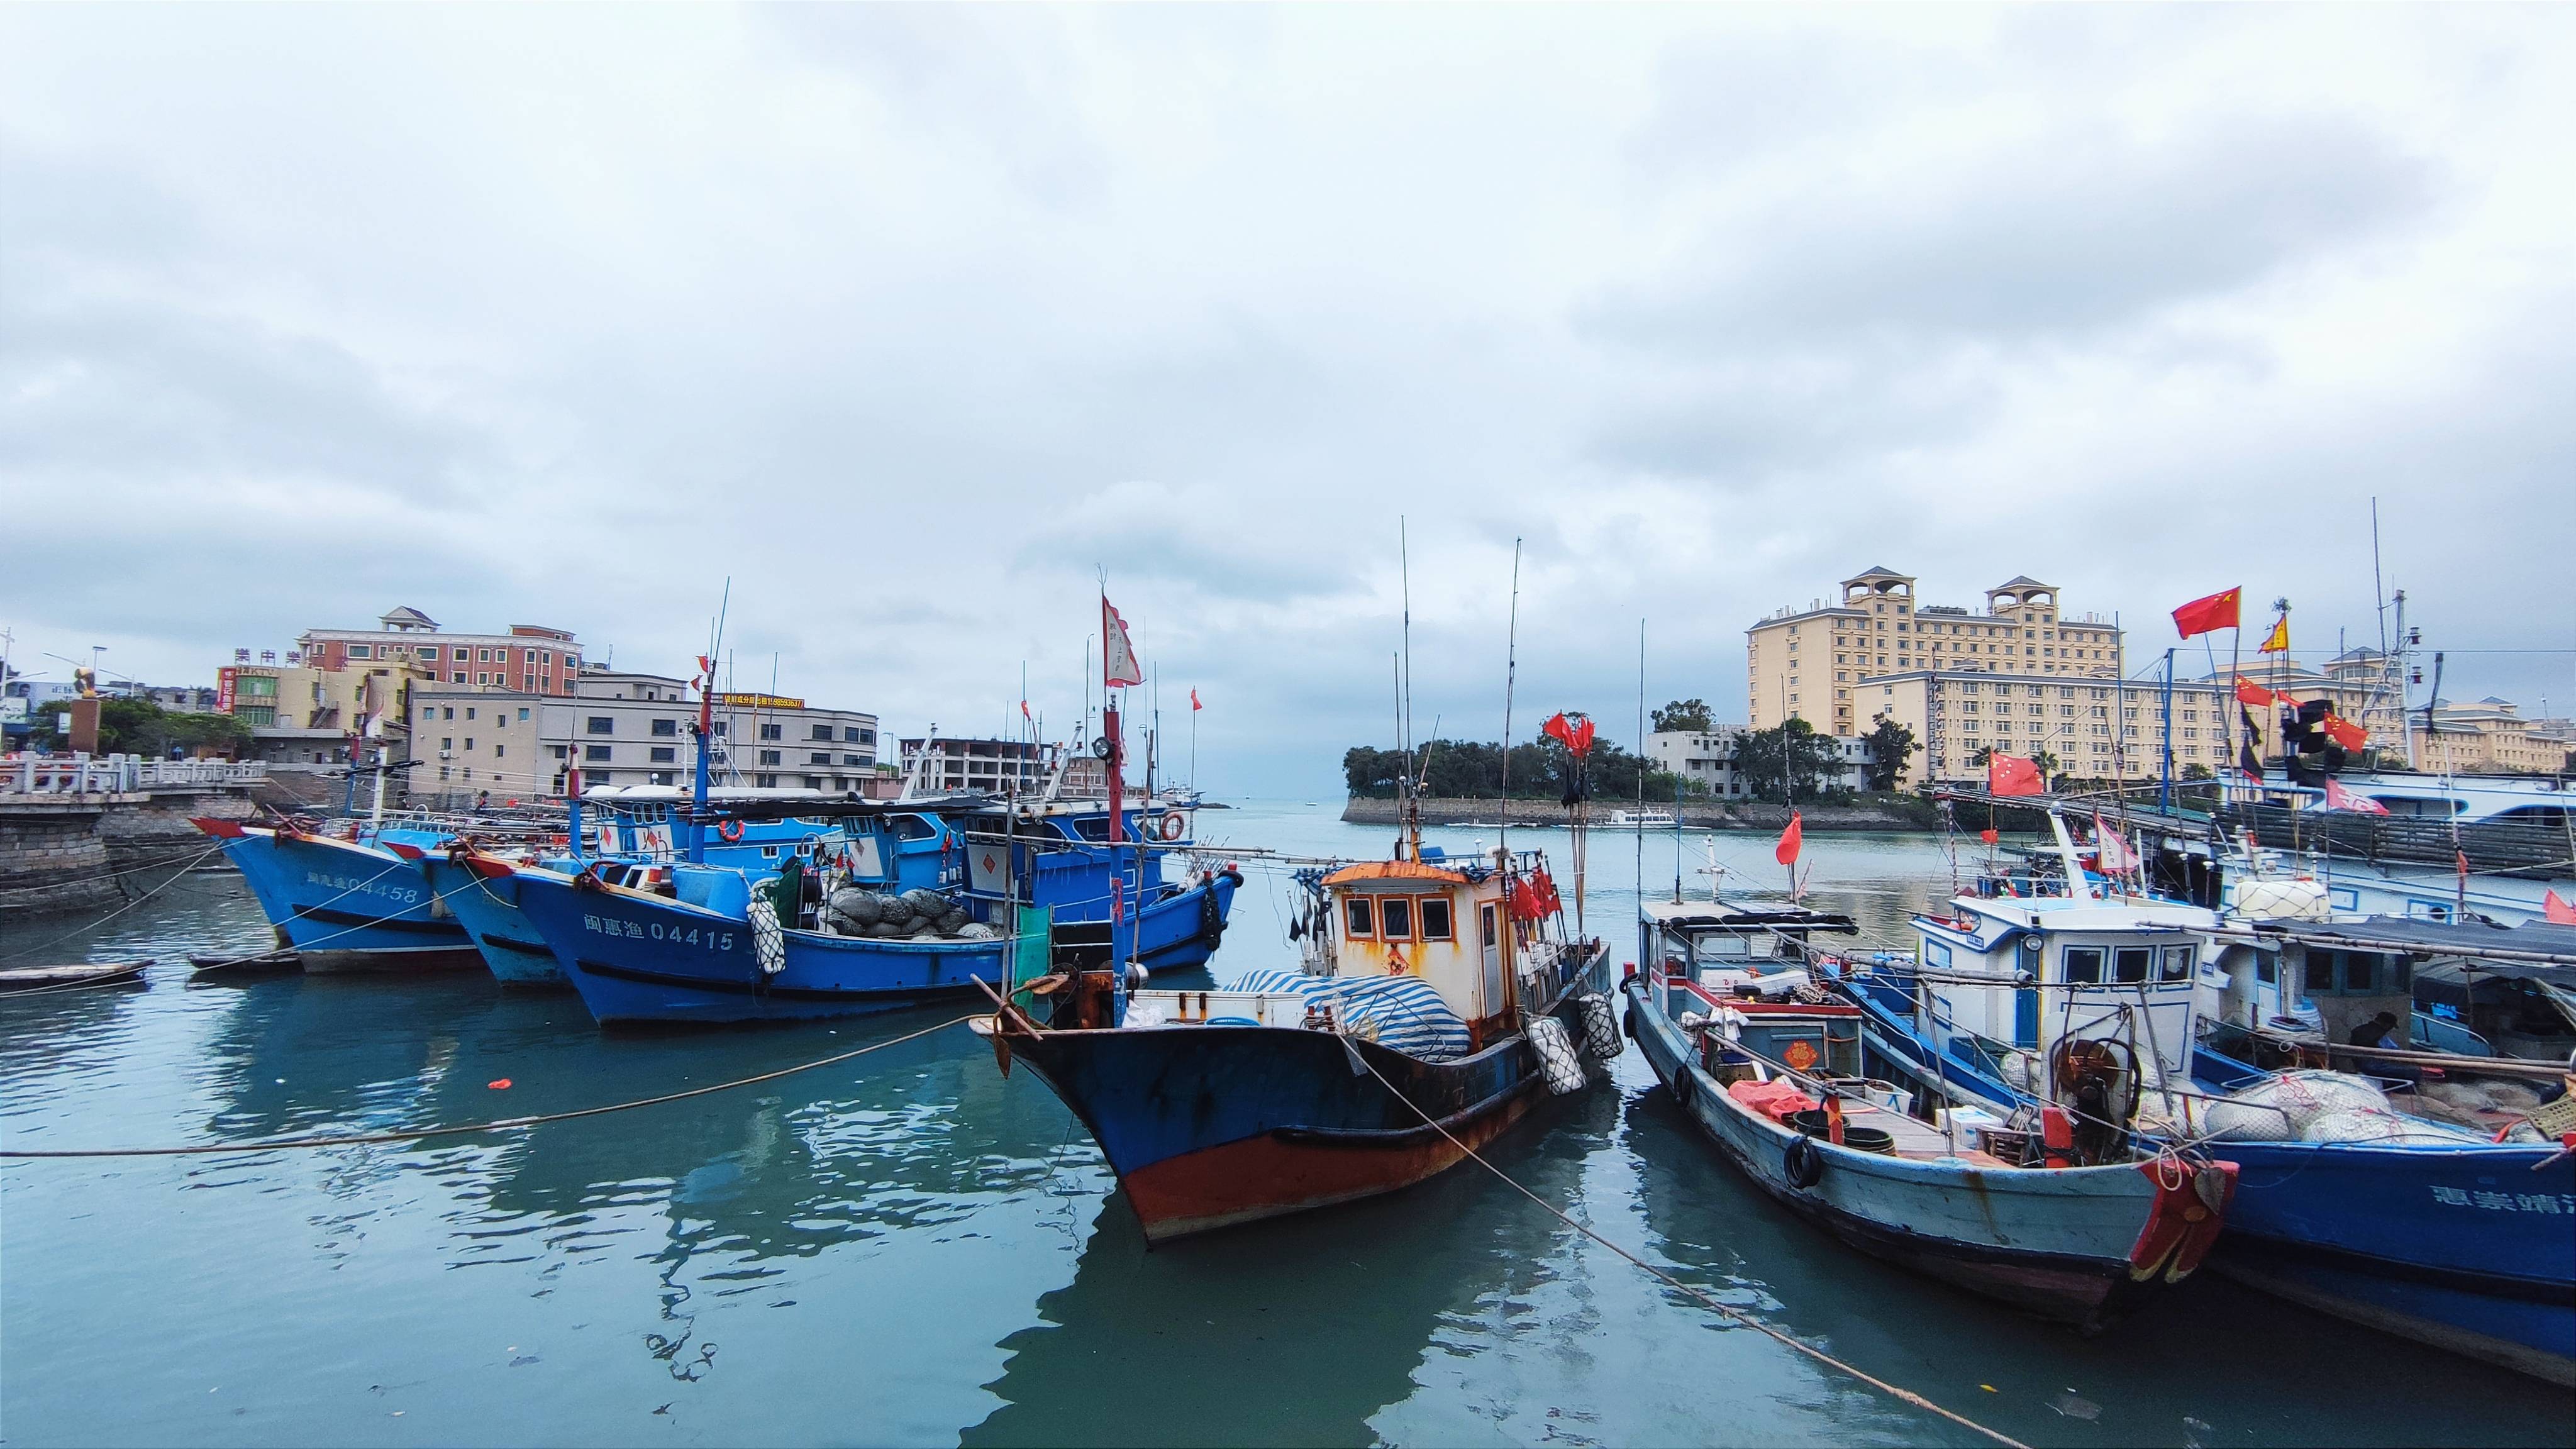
[2413,698,2567,775]
[1860,670,2232,789]
[1748,568,2124,737]
[218,606,585,768]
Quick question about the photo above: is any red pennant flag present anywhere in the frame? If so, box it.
[1979,827,2000,846]
[1190,689,1202,711]
[2323,778,2389,814]
[2545,890,2576,925]
[2172,587,2242,640]
[1541,711,1597,757]
[1988,753,2045,797]
[1775,810,1803,866]
[2233,677,2277,708]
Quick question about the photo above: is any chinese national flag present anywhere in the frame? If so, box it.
[2323,715,2367,750]
[2172,587,2241,639]
[2544,889,2576,925]
[1775,810,1803,866]
[2234,677,2277,708]
[1988,753,2045,797]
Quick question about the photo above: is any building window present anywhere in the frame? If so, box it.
[464,737,475,750]
[810,724,833,741]
[652,771,675,786]
[842,754,865,766]
[652,718,678,736]
[517,708,530,721]
[650,747,677,763]
[759,723,782,741]
[809,752,830,765]
[418,647,440,662]
[803,775,824,789]
[584,745,611,762]
[759,750,782,766]
[494,745,504,758]
[587,716,614,735]
[465,707,477,720]
[755,773,778,788]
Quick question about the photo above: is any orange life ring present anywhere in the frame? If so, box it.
[717,819,744,843]
[1158,813,1186,842]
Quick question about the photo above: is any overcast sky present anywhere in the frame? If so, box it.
[5,6,2571,793]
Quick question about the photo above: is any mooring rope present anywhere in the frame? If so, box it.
[0,1014,977,1159]
[1347,1048,2029,1449]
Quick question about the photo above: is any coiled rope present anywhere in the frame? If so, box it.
[1346,1048,2029,1449]
[1,1014,975,1159]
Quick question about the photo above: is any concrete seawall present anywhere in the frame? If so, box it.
[1339,796,1935,831]
[0,790,255,919]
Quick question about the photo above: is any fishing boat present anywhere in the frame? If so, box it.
[191,816,486,972]
[980,832,1613,1241]
[1627,891,2235,1330]
[2182,915,2576,1384]
[0,959,152,992]
[1837,808,2575,1380]
[975,582,1617,1241]
[504,632,1235,1025]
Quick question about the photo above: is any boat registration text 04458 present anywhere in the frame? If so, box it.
[582,914,736,952]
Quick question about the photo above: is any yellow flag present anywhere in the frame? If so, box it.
[2258,615,2289,654]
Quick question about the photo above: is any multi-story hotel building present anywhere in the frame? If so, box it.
[1857,670,2231,788]
[218,607,584,767]
[1748,568,2123,738]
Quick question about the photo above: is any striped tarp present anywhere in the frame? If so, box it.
[1230,967,1472,1061]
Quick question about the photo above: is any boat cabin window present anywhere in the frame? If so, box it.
[2114,947,2153,984]
[889,816,939,841]
[2160,945,2195,982]
[2063,946,2103,984]
[1480,904,1496,948]
[1923,940,1951,969]
[1345,897,1375,938]
[2256,950,2277,984]
[2306,950,2334,993]
[1421,897,1453,941]
[1380,897,1414,940]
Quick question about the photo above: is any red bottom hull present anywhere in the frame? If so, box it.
[1121,1086,1541,1242]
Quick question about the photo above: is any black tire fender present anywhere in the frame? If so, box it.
[1783,1133,1825,1190]
[1622,1006,1638,1040]
[1669,1069,1694,1110]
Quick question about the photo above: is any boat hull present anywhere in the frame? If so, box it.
[206,827,480,972]
[419,858,568,986]
[1626,976,2202,1331]
[514,869,1235,1025]
[2181,1047,2575,1385]
[1000,1011,1572,1243]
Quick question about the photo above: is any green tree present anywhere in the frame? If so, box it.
[1650,698,1713,733]
[1861,717,1917,791]
[1732,719,1848,803]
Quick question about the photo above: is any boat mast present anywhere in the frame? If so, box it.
[1400,518,1421,861]
[687,581,730,865]
[1497,538,1521,872]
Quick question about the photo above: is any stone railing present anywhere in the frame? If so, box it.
[1,753,268,796]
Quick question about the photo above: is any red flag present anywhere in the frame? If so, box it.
[1775,810,1803,866]
[2544,890,2576,925]
[1541,711,1597,757]
[2323,715,2367,751]
[2322,778,2389,814]
[1019,699,1032,722]
[2172,587,2242,639]
[1979,827,2000,846]
[2233,677,2277,708]
[1988,753,2045,797]
[1190,689,1202,711]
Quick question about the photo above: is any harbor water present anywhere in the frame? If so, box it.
[3,804,2569,1446]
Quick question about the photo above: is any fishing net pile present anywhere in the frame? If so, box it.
[2200,1069,2489,1145]
[823,887,996,940]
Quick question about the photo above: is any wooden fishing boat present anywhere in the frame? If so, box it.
[1626,900,2235,1330]
[0,959,152,992]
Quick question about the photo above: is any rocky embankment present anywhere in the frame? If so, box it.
[1340,796,1936,831]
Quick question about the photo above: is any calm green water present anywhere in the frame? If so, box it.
[3,804,2567,1446]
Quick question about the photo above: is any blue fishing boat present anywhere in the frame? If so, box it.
[192,817,484,972]
[1624,892,2235,1329]
[1837,809,2576,1381]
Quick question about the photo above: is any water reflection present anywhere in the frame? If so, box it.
[967,1090,1611,1448]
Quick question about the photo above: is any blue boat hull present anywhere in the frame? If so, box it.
[515,870,1236,1026]
[209,826,480,972]
[2183,1047,2575,1385]
[418,857,568,986]
[994,945,1611,1241]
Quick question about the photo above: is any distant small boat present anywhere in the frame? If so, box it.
[1611,808,1677,828]
[189,950,302,978]
[0,959,152,992]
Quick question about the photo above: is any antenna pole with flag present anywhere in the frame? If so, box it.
[1100,589,1146,1001]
